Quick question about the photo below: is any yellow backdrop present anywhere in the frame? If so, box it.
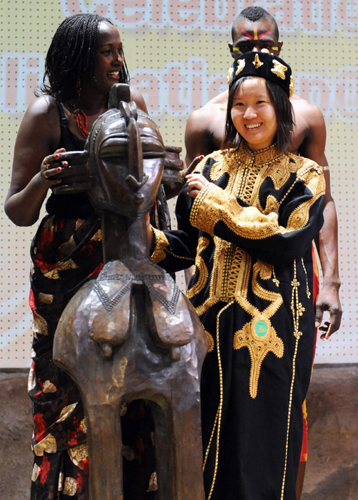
[0,0,357,367]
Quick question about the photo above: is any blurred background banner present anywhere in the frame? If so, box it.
[1,0,357,367]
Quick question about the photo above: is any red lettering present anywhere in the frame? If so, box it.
[25,57,42,108]
[301,0,320,32]
[2,57,18,110]
[25,74,40,108]
[241,0,257,9]
[61,0,81,16]
[61,0,110,17]
[162,64,187,113]
[1,55,41,112]
[113,0,146,25]
[321,0,334,32]
[296,73,331,115]
[204,0,237,29]
[208,75,227,102]
[265,0,295,31]
[168,0,200,28]
[337,0,358,33]
[150,0,164,25]
[132,71,160,113]
[187,60,205,110]
[335,69,358,122]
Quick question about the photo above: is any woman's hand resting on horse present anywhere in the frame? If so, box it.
[186,173,209,198]
[43,150,90,193]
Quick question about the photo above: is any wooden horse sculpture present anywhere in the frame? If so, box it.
[53,84,207,500]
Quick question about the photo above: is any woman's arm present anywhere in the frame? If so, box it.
[148,185,200,272]
[188,164,326,266]
[4,95,65,226]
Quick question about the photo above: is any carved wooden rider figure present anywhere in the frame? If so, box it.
[53,84,208,500]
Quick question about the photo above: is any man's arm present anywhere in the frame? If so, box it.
[184,106,218,166]
[183,105,220,283]
[162,106,213,201]
[298,105,342,338]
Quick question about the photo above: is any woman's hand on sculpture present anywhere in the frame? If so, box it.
[40,148,67,186]
[45,150,90,193]
[183,155,204,178]
[186,173,209,198]
[163,152,204,200]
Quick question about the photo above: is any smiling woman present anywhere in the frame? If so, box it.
[230,77,278,150]
[3,13,158,500]
[223,52,294,154]
[93,23,126,95]
[148,51,325,500]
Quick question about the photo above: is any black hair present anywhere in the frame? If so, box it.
[221,76,294,153]
[40,13,130,102]
[232,6,279,40]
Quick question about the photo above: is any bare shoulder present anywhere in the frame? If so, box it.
[186,104,215,134]
[291,94,325,128]
[185,91,228,163]
[21,94,59,126]
[188,90,228,124]
[130,87,148,113]
[15,94,61,151]
[289,94,327,160]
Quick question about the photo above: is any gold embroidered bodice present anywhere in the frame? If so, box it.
[151,140,325,399]
[153,140,324,313]
[188,142,319,310]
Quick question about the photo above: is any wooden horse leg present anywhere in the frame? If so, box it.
[172,403,206,500]
[151,403,177,500]
[85,402,124,500]
[152,396,205,500]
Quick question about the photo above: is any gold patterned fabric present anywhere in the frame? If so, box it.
[151,141,325,500]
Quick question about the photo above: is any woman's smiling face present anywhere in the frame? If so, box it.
[230,77,278,151]
[90,21,124,95]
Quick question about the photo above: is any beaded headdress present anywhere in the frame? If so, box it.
[227,51,294,97]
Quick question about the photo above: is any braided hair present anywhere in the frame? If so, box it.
[40,13,130,102]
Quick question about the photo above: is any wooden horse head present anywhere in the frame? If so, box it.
[87,85,165,220]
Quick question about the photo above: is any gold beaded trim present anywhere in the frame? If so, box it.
[272,267,280,287]
[280,260,303,499]
[203,302,233,500]
[151,227,170,263]
[301,258,312,299]
[187,237,210,299]
[205,329,215,353]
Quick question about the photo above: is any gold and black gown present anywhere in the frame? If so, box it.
[151,141,325,500]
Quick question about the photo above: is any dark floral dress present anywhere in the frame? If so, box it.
[29,103,170,499]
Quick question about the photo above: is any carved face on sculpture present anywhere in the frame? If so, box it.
[87,101,165,218]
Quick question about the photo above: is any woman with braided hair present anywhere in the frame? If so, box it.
[5,13,159,499]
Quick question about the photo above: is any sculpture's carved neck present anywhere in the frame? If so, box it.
[101,210,149,263]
